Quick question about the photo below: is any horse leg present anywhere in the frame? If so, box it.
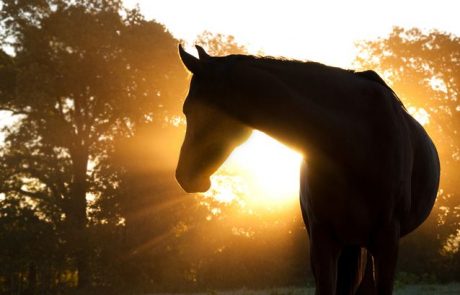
[355,250,376,295]
[310,227,341,295]
[370,224,400,295]
[336,246,363,295]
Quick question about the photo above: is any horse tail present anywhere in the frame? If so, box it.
[336,247,376,295]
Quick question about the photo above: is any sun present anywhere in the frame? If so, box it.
[202,131,303,209]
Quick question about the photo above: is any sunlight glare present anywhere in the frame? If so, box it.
[202,174,246,204]
[204,131,302,208]
[408,106,430,126]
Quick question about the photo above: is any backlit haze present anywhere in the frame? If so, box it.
[124,0,459,209]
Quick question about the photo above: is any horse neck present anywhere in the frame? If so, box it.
[219,60,360,158]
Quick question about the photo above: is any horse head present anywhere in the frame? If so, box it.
[175,45,252,193]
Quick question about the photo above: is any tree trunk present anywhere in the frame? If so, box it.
[25,262,37,295]
[67,147,90,290]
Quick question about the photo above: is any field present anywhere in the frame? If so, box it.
[153,284,460,295]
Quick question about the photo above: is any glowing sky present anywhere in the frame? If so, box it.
[124,0,460,67]
[121,0,459,206]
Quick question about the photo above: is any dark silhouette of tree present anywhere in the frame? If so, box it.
[355,27,460,280]
[0,0,187,290]
[0,197,64,294]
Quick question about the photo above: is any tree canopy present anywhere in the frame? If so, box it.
[0,0,187,291]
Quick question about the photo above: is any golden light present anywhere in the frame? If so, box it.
[408,106,430,126]
[202,131,303,209]
[122,0,453,211]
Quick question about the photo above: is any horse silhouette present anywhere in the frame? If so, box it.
[175,45,440,295]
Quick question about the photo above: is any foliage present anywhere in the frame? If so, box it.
[0,0,187,291]
[196,31,247,56]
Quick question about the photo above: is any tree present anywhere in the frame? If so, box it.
[355,27,460,279]
[195,31,247,56]
[0,197,64,294]
[0,0,187,290]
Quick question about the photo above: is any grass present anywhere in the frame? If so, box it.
[152,283,460,295]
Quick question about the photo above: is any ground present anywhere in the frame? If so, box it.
[153,284,460,295]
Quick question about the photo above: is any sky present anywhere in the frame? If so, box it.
[122,0,460,205]
[123,0,460,67]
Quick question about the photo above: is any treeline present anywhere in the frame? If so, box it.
[0,1,459,294]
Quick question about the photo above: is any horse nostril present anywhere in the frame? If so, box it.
[175,170,211,193]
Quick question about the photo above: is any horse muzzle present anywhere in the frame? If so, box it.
[175,170,211,193]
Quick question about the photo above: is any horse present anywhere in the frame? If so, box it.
[175,45,440,295]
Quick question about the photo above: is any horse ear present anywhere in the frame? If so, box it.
[179,44,202,74]
[195,45,210,60]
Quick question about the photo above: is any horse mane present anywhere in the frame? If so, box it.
[223,54,407,111]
